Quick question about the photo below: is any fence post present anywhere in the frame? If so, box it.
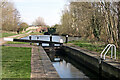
[29,35,32,45]
[65,35,68,43]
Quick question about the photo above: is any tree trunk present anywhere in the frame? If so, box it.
[117,2,120,50]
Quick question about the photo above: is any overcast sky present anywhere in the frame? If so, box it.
[12,0,67,26]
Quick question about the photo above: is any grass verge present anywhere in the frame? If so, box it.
[69,40,120,60]
[2,46,31,78]
[1,32,17,38]
[7,41,29,44]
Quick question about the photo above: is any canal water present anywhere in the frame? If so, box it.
[22,35,99,79]
[45,49,99,80]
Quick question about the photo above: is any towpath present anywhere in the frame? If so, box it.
[0,30,32,46]
[4,44,60,79]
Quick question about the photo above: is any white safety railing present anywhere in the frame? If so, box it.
[100,44,116,60]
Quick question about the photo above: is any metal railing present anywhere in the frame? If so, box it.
[100,44,116,60]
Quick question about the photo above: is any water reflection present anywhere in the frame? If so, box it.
[22,35,98,79]
[46,50,91,79]
[53,60,89,79]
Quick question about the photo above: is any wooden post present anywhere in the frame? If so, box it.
[65,35,68,43]
[99,58,103,80]
[39,42,42,46]
[29,35,32,45]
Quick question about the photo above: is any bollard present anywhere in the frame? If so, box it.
[37,36,39,40]
[29,35,32,45]
[50,34,52,42]
[49,34,54,51]
[65,35,68,43]
[49,34,53,46]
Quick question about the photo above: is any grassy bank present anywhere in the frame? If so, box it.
[1,32,17,38]
[69,40,120,60]
[7,41,29,44]
[1,30,43,39]
[2,46,31,78]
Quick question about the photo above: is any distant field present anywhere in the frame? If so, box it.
[2,46,31,78]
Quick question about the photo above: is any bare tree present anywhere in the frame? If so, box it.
[2,0,20,31]
[57,0,120,50]
[33,17,46,26]
[0,0,2,31]
[116,2,120,49]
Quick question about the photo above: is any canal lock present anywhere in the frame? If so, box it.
[43,47,101,80]
[21,35,119,80]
